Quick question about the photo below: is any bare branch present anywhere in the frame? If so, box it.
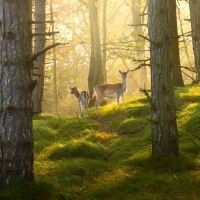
[28,43,68,62]
[139,34,159,45]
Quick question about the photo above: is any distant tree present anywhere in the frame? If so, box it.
[189,0,200,81]
[0,0,34,186]
[102,0,107,84]
[132,0,147,89]
[88,0,104,104]
[168,0,184,87]
[32,0,46,113]
[148,0,179,156]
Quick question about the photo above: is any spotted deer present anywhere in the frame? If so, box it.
[93,70,129,114]
[70,86,90,118]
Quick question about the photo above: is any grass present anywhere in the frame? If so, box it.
[1,84,200,199]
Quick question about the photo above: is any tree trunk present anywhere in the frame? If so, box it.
[132,0,147,89]
[168,0,184,87]
[148,0,179,156]
[0,0,34,186]
[50,0,58,115]
[32,0,46,113]
[189,0,200,81]
[102,0,107,84]
[88,0,104,105]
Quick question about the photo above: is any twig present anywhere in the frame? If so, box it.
[182,71,197,83]
[138,34,159,45]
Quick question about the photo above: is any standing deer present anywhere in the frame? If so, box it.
[93,70,129,114]
[70,86,90,118]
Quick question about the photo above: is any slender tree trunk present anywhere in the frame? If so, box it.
[0,0,34,186]
[189,0,200,81]
[177,5,192,69]
[168,0,184,87]
[88,0,104,105]
[32,0,46,113]
[132,0,147,89]
[148,0,179,156]
[102,0,107,84]
[50,0,58,115]
[88,17,96,106]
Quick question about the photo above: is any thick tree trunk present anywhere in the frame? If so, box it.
[32,0,46,113]
[189,0,200,81]
[148,0,179,156]
[168,0,184,87]
[0,0,34,186]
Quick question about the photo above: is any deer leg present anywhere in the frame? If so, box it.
[95,97,103,114]
[121,95,124,107]
[78,101,83,116]
[84,105,88,118]
[116,94,120,107]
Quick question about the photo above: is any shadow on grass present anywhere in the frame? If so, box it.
[79,153,200,200]
[0,180,66,200]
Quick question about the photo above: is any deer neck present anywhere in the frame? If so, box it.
[74,90,80,99]
[122,78,127,91]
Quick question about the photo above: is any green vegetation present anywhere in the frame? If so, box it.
[1,84,200,200]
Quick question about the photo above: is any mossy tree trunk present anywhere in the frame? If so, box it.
[32,0,46,113]
[168,0,184,87]
[189,0,200,81]
[88,0,104,105]
[148,0,179,156]
[0,0,34,186]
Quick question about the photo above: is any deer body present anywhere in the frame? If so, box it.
[93,70,129,114]
[70,87,90,118]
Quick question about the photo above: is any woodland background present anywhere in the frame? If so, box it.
[41,0,193,116]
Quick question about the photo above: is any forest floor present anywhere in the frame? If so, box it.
[1,84,200,200]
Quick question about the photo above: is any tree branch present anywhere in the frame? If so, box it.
[32,31,59,36]
[77,0,89,8]
[31,20,54,24]
[28,43,68,62]
[139,34,159,45]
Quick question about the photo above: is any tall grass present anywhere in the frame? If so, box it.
[1,84,200,199]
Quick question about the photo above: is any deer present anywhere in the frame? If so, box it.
[70,86,90,118]
[93,70,129,114]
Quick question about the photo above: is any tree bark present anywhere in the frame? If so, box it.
[88,0,104,105]
[168,0,184,87]
[189,0,200,81]
[0,0,34,186]
[148,0,179,156]
[32,0,46,113]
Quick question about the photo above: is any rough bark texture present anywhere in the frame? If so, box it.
[32,0,46,113]
[0,0,34,186]
[189,0,200,81]
[148,0,179,156]
[168,0,184,87]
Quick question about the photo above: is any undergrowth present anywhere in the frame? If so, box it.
[1,84,200,200]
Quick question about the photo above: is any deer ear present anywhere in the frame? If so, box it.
[127,70,130,73]
[119,70,122,74]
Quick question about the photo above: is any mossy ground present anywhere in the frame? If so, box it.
[1,84,200,200]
